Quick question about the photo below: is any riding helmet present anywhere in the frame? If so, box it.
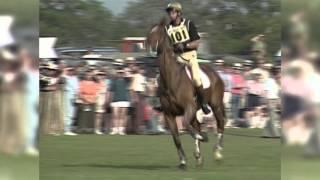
[166,2,182,12]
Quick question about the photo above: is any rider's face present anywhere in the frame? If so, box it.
[168,10,178,21]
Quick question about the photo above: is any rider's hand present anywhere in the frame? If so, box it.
[173,43,186,53]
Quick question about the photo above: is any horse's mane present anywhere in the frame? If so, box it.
[147,18,172,54]
[146,18,182,94]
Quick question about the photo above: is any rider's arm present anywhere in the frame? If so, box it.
[186,40,200,49]
[186,20,201,50]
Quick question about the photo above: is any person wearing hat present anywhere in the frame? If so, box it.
[0,16,27,154]
[0,54,26,154]
[215,59,232,113]
[245,72,266,128]
[263,63,273,70]
[243,59,253,69]
[77,69,100,132]
[243,60,254,80]
[230,63,246,127]
[251,34,267,61]
[129,65,146,134]
[62,65,79,136]
[249,60,270,83]
[244,60,253,66]
[125,57,136,64]
[109,67,131,135]
[20,49,40,156]
[94,69,108,135]
[165,2,210,114]
[39,37,64,135]
[262,64,280,138]
[124,57,137,79]
[39,60,64,135]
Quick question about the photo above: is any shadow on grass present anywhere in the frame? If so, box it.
[62,163,172,170]
[224,132,264,138]
[225,132,281,139]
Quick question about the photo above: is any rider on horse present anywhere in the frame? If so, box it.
[165,2,211,114]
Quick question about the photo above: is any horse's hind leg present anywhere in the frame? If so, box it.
[165,114,187,169]
[211,104,225,160]
[191,120,203,167]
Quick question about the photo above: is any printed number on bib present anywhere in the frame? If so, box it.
[168,26,190,44]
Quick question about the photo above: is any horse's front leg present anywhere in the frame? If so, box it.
[164,113,187,169]
[191,119,203,167]
[185,105,207,142]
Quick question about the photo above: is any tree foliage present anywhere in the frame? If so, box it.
[40,0,115,46]
[40,0,281,55]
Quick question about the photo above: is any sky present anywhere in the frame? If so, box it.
[99,0,137,15]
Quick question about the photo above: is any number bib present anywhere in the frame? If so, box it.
[166,22,190,44]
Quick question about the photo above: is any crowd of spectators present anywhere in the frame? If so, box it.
[39,54,281,139]
[281,12,320,156]
[39,57,166,137]
[0,48,282,157]
[215,59,280,136]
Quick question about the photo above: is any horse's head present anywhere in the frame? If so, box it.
[146,18,170,54]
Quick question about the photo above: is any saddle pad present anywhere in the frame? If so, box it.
[185,66,211,89]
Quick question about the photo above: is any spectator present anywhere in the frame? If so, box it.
[39,61,64,135]
[230,63,246,126]
[144,76,165,133]
[129,65,147,134]
[263,66,280,137]
[21,50,40,155]
[250,60,270,83]
[214,59,232,126]
[251,34,267,61]
[0,47,25,154]
[63,65,78,136]
[110,68,131,135]
[78,69,99,132]
[243,60,254,80]
[215,59,232,109]
[94,70,107,135]
[246,73,266,128]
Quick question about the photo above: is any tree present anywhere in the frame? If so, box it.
[40,0,115,46]
[119,0,281,56]
[40,0,281,56]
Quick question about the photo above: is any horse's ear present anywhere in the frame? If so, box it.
[159,17,167,27]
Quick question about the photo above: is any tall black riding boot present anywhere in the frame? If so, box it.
[195,85,211,114]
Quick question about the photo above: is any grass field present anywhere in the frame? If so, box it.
[0,153,38,180]
[282,146,320,180]
[40,129,280,180]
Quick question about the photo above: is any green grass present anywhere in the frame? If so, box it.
[0,153,38,180]
[282,146,320,180]
[40,129,280,180]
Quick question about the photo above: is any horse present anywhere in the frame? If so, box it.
[146,18,226,169]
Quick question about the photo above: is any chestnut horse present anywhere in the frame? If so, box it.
[146,19,225,169]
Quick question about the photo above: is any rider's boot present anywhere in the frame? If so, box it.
[195,85,211,114]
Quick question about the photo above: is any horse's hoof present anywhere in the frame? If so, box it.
[196,158,204,168]
[178,163,187,170]
[214,150,223,161]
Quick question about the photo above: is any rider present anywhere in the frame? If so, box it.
[165,2,210,114]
